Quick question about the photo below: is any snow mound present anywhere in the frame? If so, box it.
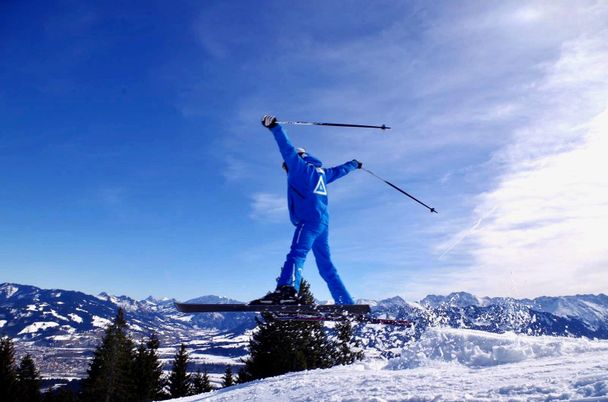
[170,329,608,402]
[387,327,608,369]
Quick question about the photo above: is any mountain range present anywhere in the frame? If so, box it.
[1,282,607,380]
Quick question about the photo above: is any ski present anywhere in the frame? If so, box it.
[174,302,371,315]
[175,302,411,326]
[273,313,413,327]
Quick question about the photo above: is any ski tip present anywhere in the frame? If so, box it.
[381,124,391,130]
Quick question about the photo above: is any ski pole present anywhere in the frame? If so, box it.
[276,120,391,131]
[362,168,438,213]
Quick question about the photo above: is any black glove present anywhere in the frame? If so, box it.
[261,115,277,128]
[353,159,362,169]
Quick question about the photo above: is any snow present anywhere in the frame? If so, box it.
[68,313,83,323]
[1,284,19,298]
[18,322,60,335]
[129,323,144,332]
[173,315,194,323]
[46,325,77,340]
[91,316,111,328]
[50,334,75,341]
[387,327,607,369]
[170,328,608,402]
[539,297,608,329]
[59,325,77,334]
[0,320,6,328]
[47,310,70,321]
[186,353,243,366]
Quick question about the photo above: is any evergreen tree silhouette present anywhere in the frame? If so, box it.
[133,333,166,401]
[222,366,234,388]
[239,280,335,381]
[81,308,136,402]
[16,353,41,402]
[191,368,213,394]
[0,336,18,402]
[168,343,191,397]
[333,319,364,365]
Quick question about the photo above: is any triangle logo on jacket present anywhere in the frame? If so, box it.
[313,176,327,196]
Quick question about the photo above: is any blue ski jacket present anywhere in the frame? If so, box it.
[269,124,359,226]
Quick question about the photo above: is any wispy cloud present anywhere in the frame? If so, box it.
[249,192,287,223]
[456,107,608,297]
[438,206,497,260]
[222,155,256,182]
[441,24,608,297]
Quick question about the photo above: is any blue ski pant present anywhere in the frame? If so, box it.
[276,222,355,305]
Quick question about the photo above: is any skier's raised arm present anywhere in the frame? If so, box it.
[325,159,362,184]
[261,115,306,174]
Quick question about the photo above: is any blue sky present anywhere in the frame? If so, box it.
[2,1,607,302]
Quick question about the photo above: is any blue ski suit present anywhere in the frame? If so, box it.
[268,124,359,304]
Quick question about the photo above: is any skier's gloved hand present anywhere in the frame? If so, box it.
[261,115,278,128]
[353,159,363,169]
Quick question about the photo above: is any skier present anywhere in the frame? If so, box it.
[250,115,362,306]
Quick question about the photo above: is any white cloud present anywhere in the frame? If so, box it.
[475,108,607,294]
[222,155,255,182]
[440,28,608,297]
[249,192,287,223]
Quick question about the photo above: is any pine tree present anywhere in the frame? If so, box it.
[133,333,166,401]
[191,368,213,394]
[0,336,18,402]
[16,353,41,402]
[239,281,335,381]
[168,343,191,397]
[221,366,234,388]
[333,319,364,365]
[81,308,136,402]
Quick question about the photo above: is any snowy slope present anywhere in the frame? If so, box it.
[170,328,608,402]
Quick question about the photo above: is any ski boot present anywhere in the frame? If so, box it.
[249,285,301,305]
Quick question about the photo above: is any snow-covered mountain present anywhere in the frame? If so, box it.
[0,283,255,378]
[417,291,608,336]
[375,298,608,340]
[0,283,254,342]
[421,291,608,330]
[170,328,608,401]
[2,283,607,380]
